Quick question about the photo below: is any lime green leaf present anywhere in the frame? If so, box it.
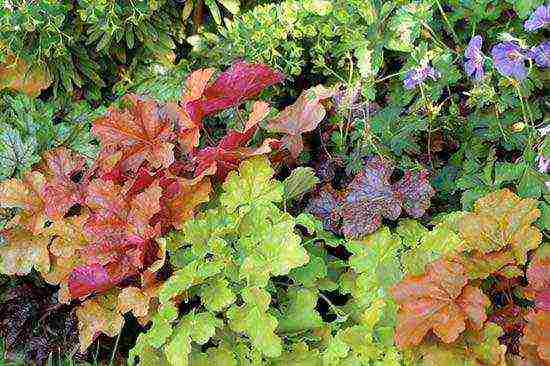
[277,288,324,333]
[283,167,319,202]
[227,287,282,357]
[221,156,284,213]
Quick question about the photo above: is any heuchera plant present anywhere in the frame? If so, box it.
[0,61,283,349]
[307,156,435,238]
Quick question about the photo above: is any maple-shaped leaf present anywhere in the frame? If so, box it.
[193,101,275,180]
[458,189,541,277]
[48,213,89,259]
[164,68,216,152]
[92,94,176,173]
[190,61,284,117]
[0,124,40,180]
[220,156,284,212]
[0,171,47,234]
[117,286,150,318]
[341,157,401,237]
[394,170,435,218]
[68,180,162,298]
[76,291,124,352]
[520,310,550,364]
[0,226,50,275]
[0,53,51,97]
[406,323,507,366]
[306,184,343,233]
[525,244,550,311]
[227,287,282,357]
[277,288,324,333]
[390,259,490,348]
[267,85,334,158]
[160,177,212,230]
[39,148,87,220]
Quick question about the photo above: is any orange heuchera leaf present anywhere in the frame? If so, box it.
[458,189,541,279]
[267,85,335,158]
[408,323,507,366]
[0,171,47,234]
[525,244,550,311]
[390,259,490,348]
[76,292,124,352]
[161,177,212,229]
[117,286,150,318]
[92,95,176,173]
[0,53,51,97]
[520,310,550,363]
[40,148,87,220]
[0,226,50,275]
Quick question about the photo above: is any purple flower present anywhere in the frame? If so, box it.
[491,42,528,81]
[403,65,440,90]
[524,5,550,32]
[528,41,550,68]
[464,35,485,80]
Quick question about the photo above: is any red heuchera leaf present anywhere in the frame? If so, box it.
[68,263,112,299]
[525,245,550,311]
[40,148,87,220]
[193,101,278,180]
[390,259,490,349]
[191,61,284,117]
[1,63,285,307]
[92,95,176,173]
[267,85,335,158]
[306,157,434,238]
[520,310,550,363]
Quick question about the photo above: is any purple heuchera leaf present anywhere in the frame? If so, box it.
[464,35,485,81]
[528,42,550,68]
[491,42,529,81]
[307,157,435,239]
[403,65,440,90]
[524,5,550,32]
[394,170,435,218]
[306,184,342,233]
[345,157,402,220]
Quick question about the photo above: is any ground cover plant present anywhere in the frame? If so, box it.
[0,0,548,365]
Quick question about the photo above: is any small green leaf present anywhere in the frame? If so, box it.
[283,167,319,202]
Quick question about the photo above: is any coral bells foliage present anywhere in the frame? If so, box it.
[390,189,549,365]
[307,156,435,238]
[0,62,283,348]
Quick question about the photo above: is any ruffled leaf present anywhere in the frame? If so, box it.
[390,259,490,348]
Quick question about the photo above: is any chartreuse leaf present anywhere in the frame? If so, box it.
[283,166,319,202]
[272,342,322,365]
[220,156,284,212]
[341,227,403,309]
[189,343,238,365]
[277,288,323,333]
[130,157,309,364]
[227,287,282,357]
[400,220,464,276]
